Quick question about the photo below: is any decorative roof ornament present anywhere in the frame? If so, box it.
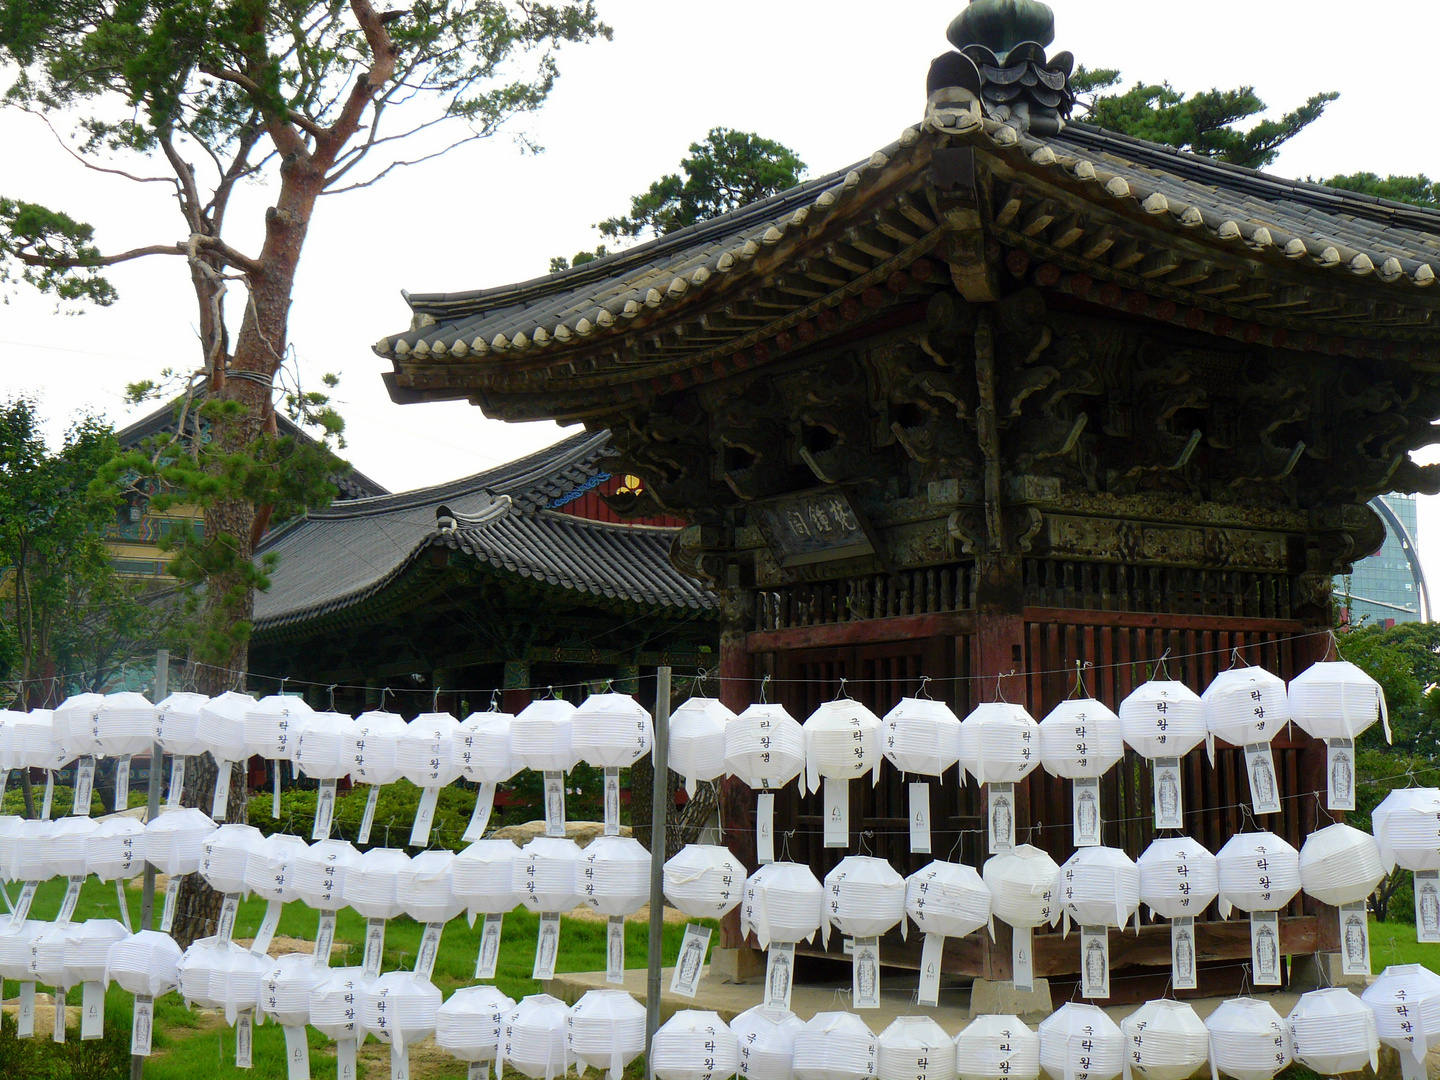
[928,0,1074,134]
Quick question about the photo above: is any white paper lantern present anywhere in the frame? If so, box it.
[437,985,516,1062]
[1038,700,1123,779]
[725,704,806,791]
[154,692,212,758]
[1054,846,1139,929]
[958,703,1040,785]
[1286,988,1379,1077]
[905,860,992,939]
[344,847,411,920]
[177,938,266,1021]
[395,711,464,787]
[514,836,583,913]
[503,993,572,1080]
[1039,1004,1124,1080]
[454,710,519,784]
[1120,1000,1208,1080]
[1362,964,1440,1066]
[1373,788,1440,871]
[572,693,654,769]
[309,967,368,1041]
[1215,832,1300,917]
[730,1005,806,1080]
[804,700,882,793]
[10,709,68,772]
[293,711,355,780]
[200,822,264,895]
[106,930,183,997]
[511,699,579,774]
[664,844,746,919]
[956,1015,1039,1080]
[567,988,648,1079]
[0,815,21,882]
[7,818,50,881]
[291,838,363,911]
[52,692,105,759]
[244,832,309,903]
[578,836,651,917]
[0,710,20,771]
[825,855,906,940]
[95,691,158,758]
[882,698,961,777]
[64,918,129,985]
[794,1010,877,1080]
[260,952,322,1028]
[453,839,521,915]
[1204,998,1291,1080]
[244,694,313,762]
[983,846,1060,929]
[86,815,147,881]
[1288,661,1388,742]
[397,848,466,923]
[740,862,824,949]
[48,816,100,878]
[143,807,217,876]
[346,709,406,785]
[360,970,441,1046]
[0,919,45,981]
[1202,667,1288,748]
[1118,681,1207,759]
[1137,837,1217,920]
[877,1017,957,1080]
[652,1009,741,1080]
[30,922,71,987]
[195,691,254,766]
[670,698,738,796]
[1299,822,1385,907]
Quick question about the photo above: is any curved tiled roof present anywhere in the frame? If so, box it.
[252,430,715,632]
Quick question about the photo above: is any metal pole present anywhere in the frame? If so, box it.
[132,648,167,1080]
[645,666,671,1080]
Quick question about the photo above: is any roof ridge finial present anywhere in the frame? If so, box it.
[947,0,1055,62]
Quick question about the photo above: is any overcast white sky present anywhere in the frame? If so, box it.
[2,0,1438,594]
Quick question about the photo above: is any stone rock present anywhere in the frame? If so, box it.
[490,819,632,846]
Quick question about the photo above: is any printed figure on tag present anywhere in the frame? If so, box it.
[854,945,878,1003]
[1250,754,1276,808]
[1344,911,1367,969]
[1157,770,1180,824]
[767,950,791,1007]
[1420,879,1440,938]
[608,929,623,975]
[991,795,1012,845]
[1256,923,1278,980]
[1175,927,1194,983]
[1083,936,1106,995]
[678,935,704,990]
[536,920,558,975]
[1331,749,1353,803]
[1076,788,1098,842]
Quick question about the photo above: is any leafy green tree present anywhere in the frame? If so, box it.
[1321,172,1440,209]
[1340,622,1440,753]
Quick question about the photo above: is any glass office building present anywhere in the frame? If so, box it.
[1337,494,1425,626]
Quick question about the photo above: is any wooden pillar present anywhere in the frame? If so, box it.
[718,588,758,952]
[502,659,531,715]
[1294,572,1342,955]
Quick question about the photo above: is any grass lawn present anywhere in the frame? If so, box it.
[1369,915,1435,968]
[0,874,713,1079]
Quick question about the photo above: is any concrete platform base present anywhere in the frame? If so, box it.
[710,947,765,984]
[1290,951,1368,992]
[968,978,1053,1022]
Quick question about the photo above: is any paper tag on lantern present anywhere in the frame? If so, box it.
[1243,743,1281,815]
[53,986,67,1043]
[74,756,95,816]
[1327,739,1356,811]
[823,776,848,848]
[313,779,337,840]
[543,772,566,838]
[273,764,282,819]
[131,994,153,1055]
[1401,1051,1428,1080]
[1339,902,1370,976]
[469,1063,490,1080]
[41,770,54,820]
[357,784,380,845]
[415,922,444,981]
[910,783,932,854]
[314,910,337,968]
[337,1039,358,1080]
[284,1024,311,1080]
[1171,917,1197,990]
[236,1009,253,1069]
[0,768,7,809]
[1073,777,1101,847]
[765,942,795,1010]
[1415,871,1440,942]
[217,892,242,944]
[11,880,37,927]
[463,783,496,843]
[392,1042,410,1080]
[213,760,233,819]
[0,884,11,915]
[671,924,711,999]
[533,912,561,981]
[115,755,131,810]
[363,918,387,979]
[17,982,34,1037]
[918,932,945,1007]
[606,916,625,985]
[475,913,503,979]
[168,755,186,807]
[57,875,84,924]
[852,936,881,1009]
[81,980,103,1040]
[756,793,775,864]
[1153,757,1182,829]
[252,899,283,956]
[604,769,621,836]
[1250,911,1281,986]
[988,783,1015,853]
[410,786,441,847]
[1013,925,1034,992]
[160,877,180,931]
[116,880,132,933]
[1080,926,1110,999]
